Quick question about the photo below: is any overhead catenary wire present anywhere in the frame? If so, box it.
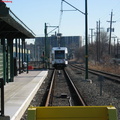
[58,0,64,33]
[58,1,120,39]
[58,0,85,34]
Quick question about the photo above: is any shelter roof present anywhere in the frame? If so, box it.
[0,2,35,39]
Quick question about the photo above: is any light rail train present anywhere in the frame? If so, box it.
[51,47,68,69]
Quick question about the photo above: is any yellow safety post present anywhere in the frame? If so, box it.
[27,107,36,120]
[107,106,118,120]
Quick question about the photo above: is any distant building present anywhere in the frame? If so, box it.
[33,36,82,61]
[26,43,35,61]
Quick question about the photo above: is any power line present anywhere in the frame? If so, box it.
[96,1,120,33]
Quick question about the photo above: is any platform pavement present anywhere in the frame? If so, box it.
[2,70,48,120]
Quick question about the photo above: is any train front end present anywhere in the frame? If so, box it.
[52,47,68,69]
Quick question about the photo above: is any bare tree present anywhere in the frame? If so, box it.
[74,47,85,62]
[100,30,109,57]
[74,30,111,64]
[93,30,109,63]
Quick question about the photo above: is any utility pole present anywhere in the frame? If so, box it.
[89,28,94,44]
[88,34,91,44]
[98,20,101,61]
[107,10,116,55]
[96,21,99,61]
[111,37,117,57]
[114,37,116,57]
[117,39,120,58]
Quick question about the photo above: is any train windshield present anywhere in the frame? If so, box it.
[55,51,65,59]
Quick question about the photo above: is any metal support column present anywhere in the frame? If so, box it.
[85,0,88,79]
[6,39,9,83]
[15,39,18,58]
[27,49,29,74]
[19,39,21,74]
[22,38,24,71]
[2,38,6,84]
[23,39,25,62]
[15,39,18,76]
[24,40,26,62]
[44,23,47,68]
[9,39,14,82]
[0,78,4,116]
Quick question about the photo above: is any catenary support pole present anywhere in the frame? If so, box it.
[85,0,88,79]
[44,23,47,68]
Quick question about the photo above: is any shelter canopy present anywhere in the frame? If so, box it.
[0,2,35,39]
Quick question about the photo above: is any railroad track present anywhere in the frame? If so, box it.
[70,64,120,83]
[45,69,87,106]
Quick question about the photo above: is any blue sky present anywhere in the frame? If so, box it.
[5,0,120,44]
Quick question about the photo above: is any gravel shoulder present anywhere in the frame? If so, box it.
[66,65,120,120]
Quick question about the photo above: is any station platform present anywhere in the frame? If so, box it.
[3,70,48,120]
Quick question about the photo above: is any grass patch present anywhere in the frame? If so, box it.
[89,62,120,75]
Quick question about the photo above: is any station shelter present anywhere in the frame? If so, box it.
[0,2,35,84]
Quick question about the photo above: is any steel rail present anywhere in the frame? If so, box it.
[45,69,87,106]
[64,69,87,106]
[70,64,120,83]
[45,69,56,106]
